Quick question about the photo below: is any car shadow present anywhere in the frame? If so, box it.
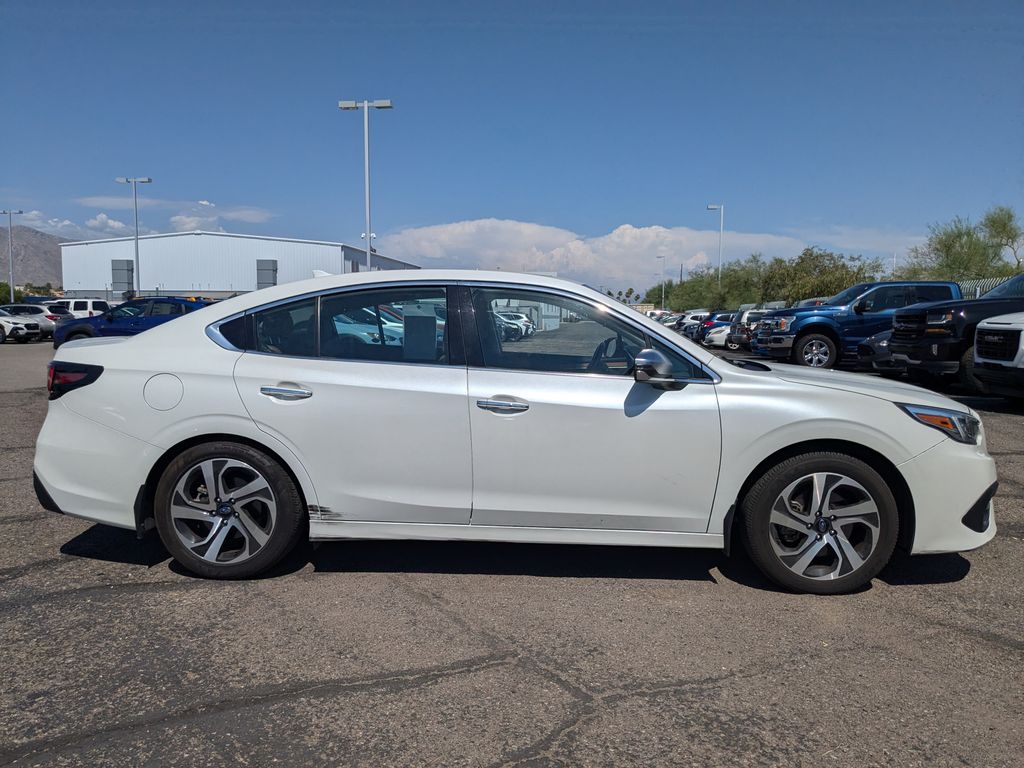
[59,526,974,591]
[59,524,170,568]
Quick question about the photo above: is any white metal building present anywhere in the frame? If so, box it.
[60,230,419,299]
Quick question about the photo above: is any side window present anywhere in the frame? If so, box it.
[149,301,184,317]
[470,287,648,376]
[254,298,316,357]
[862,285,914,312]
[110,301,147,318]
[320,287,448,364]
[73,301,88,311]
[93,301,110,312]
[914,285,953,303]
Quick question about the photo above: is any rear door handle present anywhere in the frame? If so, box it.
[476,399,529,413]
[260,386,313,401]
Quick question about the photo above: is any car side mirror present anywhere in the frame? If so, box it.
[634,348,680,390]
[105,313,114,322]
[853,299,867,314]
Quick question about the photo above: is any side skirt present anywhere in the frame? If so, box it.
[309,520,725,550]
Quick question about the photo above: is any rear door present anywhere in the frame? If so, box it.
[232,283,472,524]
[463,284,721,533]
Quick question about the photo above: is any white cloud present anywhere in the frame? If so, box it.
[75,195,183,210]
[18,210,91,239]
[786,225,925,257]
[219,206,275,223]
[170,213,222,232]
[85,212,131,235]
[197,200,215,207]
[379,218,806,289]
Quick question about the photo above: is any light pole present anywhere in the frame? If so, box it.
[338,99,393,269]
[115,177,152,294]
[1,209,24,302]
[656,254,666,309]
[706,203,724,290]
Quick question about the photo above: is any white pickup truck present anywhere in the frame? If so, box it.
[974,312,1024,401]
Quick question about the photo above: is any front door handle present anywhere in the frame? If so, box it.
[260,386,313,401]
[476,399,529,413]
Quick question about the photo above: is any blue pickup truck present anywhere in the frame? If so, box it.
[751,281,962,368]
[53,296,213,348]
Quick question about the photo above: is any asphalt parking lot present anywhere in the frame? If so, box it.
[1,340,1022,767]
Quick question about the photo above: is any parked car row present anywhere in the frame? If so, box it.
[0,303,74,342]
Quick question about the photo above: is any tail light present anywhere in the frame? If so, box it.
[702,320,714,327]
[45,315,60,321]
[47,362,103,400]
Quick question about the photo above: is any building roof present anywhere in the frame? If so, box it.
[60,230,369,250]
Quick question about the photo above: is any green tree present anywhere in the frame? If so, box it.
[901,217,1012,282]
[980,205,1022,271]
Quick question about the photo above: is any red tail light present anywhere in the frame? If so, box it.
[45,315,60,321]
[47,362,103,400]
[702,320,714,326]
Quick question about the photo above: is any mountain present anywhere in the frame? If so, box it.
[0,226,66,289]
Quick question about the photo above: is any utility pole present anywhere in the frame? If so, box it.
[707,203,725,289]
[339,99,393,269]
[1,209,24,302]
[115,177,152,294]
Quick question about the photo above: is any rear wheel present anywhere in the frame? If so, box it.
[154,441,305,579]
[793,333,837,368]
[742,452,898,594]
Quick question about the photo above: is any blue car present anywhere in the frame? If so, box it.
[53,296,212,348]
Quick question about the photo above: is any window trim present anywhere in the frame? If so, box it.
[206,280,462,368]
[458,280,719,384]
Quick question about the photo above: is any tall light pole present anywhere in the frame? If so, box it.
[338,99,393,269]
[706,203,724,290]
[656,254,666,309]
[2,209,24,302]
[115,177,152,294]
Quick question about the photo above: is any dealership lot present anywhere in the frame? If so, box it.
[1,341,1022,766]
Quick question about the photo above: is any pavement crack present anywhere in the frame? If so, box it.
[0,651,516,766]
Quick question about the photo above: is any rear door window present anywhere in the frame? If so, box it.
[914,285,954,302]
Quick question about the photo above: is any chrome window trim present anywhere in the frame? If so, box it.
[459,280,721,384]
[206,311,246,352]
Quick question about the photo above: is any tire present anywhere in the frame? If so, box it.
[792,333,837,368]
[0,327,6,344]
[741,452,898,594]
[154,441,305,579]
[957,346,989,395]
[726,340,741,351]
[66,332,91,342]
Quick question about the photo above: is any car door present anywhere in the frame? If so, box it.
[97,300,149,336]
[231,284,472,524]
[136,299,185,332]
[852,285,916,343]
[463,284,722,533]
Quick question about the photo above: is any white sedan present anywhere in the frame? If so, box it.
[34,271,997,593]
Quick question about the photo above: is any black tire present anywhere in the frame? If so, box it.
[154,441,305,579]
[792,333,838,368]
[65,332,92,343]
[726,340,741,351]
[741,452,899,594]
[0,327,7,344]
[958,346,989,395]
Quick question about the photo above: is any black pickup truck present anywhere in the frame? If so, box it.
[889,273,1024,392]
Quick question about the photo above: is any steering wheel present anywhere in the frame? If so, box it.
[587,334,635,374]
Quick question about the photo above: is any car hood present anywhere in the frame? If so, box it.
[979,311,1024,326]
[762,305,842,319]
[897,296,1021,314]
[769,365,970,413]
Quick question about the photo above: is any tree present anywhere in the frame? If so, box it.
[901,216,1012,282]
[980,206,1022,270]
[624,287,635,303]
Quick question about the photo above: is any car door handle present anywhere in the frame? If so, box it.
[476,399,529,413]
[260,386,313,401]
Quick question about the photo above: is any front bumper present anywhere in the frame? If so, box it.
[888,337,964,374]
[973,363,1024,398]
[7,327,41,341]
[899,435,998,554]
[751,332,793,357]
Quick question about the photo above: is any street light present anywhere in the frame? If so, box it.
[706,203,724,289]
[1,209,24,302]
[115,176,152,294]
[655,254,666,309]
[338,98,393,269]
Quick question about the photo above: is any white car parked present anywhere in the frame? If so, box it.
[973,312,1024,401]
[34,271,997,593]
[0,308,42,343]
[52,298,112,318]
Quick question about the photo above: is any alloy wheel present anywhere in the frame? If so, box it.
[767,472,880,581]
[169,458,277,565]
[802,340,831,367]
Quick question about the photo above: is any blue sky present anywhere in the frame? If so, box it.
[2,0,1022,287]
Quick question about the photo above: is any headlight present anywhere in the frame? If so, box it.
[775,316,796,331]
[878,339,889,347]
[897,402,980,444]
[926,310,954,325]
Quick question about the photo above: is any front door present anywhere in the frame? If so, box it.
[464,285,722,533]
[97,299,148,337]
[232,285,472,524]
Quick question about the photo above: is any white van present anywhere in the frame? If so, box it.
[53,298,112,318]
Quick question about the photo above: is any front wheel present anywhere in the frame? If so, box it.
[726,339,741,351]
[958,347,989,395]
[792,334,837,368]
[741,452,899,594]
[154,441,305,579]
[0,327,6,344]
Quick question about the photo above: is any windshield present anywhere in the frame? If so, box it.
[825,284,871,306]
[0,309,10,317]
[982,274,1024,299]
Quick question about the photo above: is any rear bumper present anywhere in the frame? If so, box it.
[33,399,158,530]
[899,436,998,554]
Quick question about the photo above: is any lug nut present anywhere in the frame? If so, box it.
[816,534,822,541]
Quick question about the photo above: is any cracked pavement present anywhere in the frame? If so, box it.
[1,342,1022,766]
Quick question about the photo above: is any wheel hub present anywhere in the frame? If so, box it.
[215,501,235,517]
